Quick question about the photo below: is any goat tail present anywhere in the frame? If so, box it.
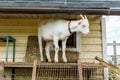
[38,34,43,62]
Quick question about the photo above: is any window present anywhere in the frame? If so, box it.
[51,32,81,52]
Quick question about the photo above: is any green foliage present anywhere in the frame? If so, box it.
[109,66,120,80]
[118,66,120,69]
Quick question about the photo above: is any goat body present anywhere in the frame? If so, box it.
[38,15,89,62]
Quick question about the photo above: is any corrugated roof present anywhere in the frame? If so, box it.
[0,0,120,15]
[0,0,119,8]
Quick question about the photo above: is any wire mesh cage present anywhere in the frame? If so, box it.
[36,63,80,80]
[4,62,103,80]
[35,62,103,80]
[82,64,103,80]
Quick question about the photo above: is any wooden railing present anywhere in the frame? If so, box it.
[31,60,83,80]
[107,41,120,66]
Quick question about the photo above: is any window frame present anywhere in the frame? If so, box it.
[51,32,81,53]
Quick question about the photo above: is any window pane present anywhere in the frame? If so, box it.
[66,33,76,48]
[58,32,76,48]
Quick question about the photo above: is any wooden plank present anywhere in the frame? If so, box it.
[4,61,101,68]
[81,31,101,38]
[107,43,120,46]
[0,19,38,33]
[80,52,102,59]
[81,45,102,52]
[4,62,33,68]
[81,38,102,45]
[95,56,120,75]
[77,60,83,80]
[25,36,40,62]
[113,41,117,66]
[102,17,108,80]
[0,62,4,79]
[32,60,37,80]
[90,23,101,31]
[89,19,101,24]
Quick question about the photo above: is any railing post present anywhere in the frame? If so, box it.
[113,41,117,66]
[78,60,83,80]
[32,60,37,80]
[0,61,4,79]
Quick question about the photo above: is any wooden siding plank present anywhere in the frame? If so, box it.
[89,18,101,24]
[81,31,101,38]
[0,54,25,58]
[90,23,101,31]
[80,52,102,63]
[81,45,102,52]
[0,47,26,51]
[81,38,102,45]
[80,52,102,59]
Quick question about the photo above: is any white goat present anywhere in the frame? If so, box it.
[38,15,89,62]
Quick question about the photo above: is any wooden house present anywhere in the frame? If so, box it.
[0,0,120,80]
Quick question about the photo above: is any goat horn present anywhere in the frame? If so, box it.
[84,15,87,19]
[80,14,84,19]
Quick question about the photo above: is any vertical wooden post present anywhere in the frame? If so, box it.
[102,17,109,80]
[0,62,4,79]
[11,68,15,80]
[32,60,37,80]
[113,41,117,66]
[95,56,120,75]
[77,60,83,80]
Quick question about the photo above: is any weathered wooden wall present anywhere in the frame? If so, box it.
[0,14,102,63]
[80,16,102,63]
[0,18,38,62]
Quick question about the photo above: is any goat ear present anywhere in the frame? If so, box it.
[80,14,84,19]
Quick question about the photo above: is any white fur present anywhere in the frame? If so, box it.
[38,16,89,62]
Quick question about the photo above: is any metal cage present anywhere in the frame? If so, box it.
[3,61,103,80]
[34,62,103,80]
[36,63,80,80]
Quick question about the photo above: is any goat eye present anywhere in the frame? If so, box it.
[82,25,86,28]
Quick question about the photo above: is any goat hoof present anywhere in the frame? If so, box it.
[63,58,67,63]
[54,58,58,63]
[54,60,59,63]
[41,59,44,62]
[48,60,51,62]
[63,60,67,63]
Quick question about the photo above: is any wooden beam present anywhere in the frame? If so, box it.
[4,62,33,68]
[102,17,109,80]
[77,60,83,80]
[95,56,120,75]
[0,62,4,79]
[107,43,120,46]
[32,60,37,80]
[4,62,101,68]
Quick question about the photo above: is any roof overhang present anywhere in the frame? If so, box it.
[0,7,120,15]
